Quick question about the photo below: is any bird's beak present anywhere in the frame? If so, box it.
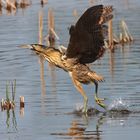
[19,44,33,49]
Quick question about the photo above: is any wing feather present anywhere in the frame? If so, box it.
[66,5,113,64]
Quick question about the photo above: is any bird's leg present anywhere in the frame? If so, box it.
[94,81,106,109]
[71,75,88,114]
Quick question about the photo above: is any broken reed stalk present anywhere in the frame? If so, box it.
[20,96,25,118]
[41,0,48,7]
[13,0,18,8]
[48,8,55,46]
[73,9,78,17]
[89,0,94,5]
[48,8,54,34]
[50,28,59,40]
[39,11,43,44]
[7,0,16,10]
[0,0,2,13]
[19,0,30,9]
[108,19,114,50]
[6,0,12,13]
[120,20,133,44]
[20,96,24,108]
[0,0,32,15]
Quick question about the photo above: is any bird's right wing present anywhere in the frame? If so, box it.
[66,5,113,64]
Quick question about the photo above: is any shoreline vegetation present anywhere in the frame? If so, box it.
[1,80,24,112]
[0,0,48,14]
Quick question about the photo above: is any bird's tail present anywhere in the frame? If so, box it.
[88,71,104,82]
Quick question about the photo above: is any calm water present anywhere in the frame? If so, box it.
[0,0,140,140]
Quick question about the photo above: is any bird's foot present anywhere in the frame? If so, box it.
[95,96,106,109]
[82,107,88,114]
[81,97,88,114]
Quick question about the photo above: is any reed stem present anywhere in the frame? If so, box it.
[39,11,43,44]
[108,19,113,50]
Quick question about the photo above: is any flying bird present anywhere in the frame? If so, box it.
[21,5,113,113]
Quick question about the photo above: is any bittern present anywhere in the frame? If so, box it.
[21,5,113,113]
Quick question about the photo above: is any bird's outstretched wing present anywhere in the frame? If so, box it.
[66,5,113,64]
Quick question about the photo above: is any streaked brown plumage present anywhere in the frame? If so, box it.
[21,5,113,113]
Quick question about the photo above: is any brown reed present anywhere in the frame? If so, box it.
[48,8,55,46]
[19,0,31,9]
[39,11,43,44]
[73,9,78,17]
[0,0,2,14]
[120,20,133,44]
[6,0,12,13]
[20,96,24,108]
[41,0,48,7]
[108,19,114,50]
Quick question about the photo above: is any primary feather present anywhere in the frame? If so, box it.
[66,5,113,64]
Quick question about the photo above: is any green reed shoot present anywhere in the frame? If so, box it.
[11,79,16,102]
[6,80,16,103]
[6,81,10,102]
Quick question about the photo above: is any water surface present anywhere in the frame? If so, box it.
[0,0,140,140]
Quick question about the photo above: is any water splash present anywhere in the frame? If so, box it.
[108,98,130,111]
[74,103,100,116]
[75,103,84,112]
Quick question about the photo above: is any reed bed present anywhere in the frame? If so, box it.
[1,80,16,111]
[119,20,133,44]
[1,80,25,112]
[106,19,133,51]
[41,8,59,47]
[0,0,47,14]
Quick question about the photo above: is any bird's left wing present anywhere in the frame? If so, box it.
[66,5,113,64]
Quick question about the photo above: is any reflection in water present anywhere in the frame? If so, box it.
[66,120,97,140]
[39,48,58,113]
[51,109,133,140]
[123,0,130,9]
[6,110,17,132]
[20,106,24,117]
[49,65,57,94]
[49,98,135,140]
[39,56,46,96]
[39,56,47,115]
[109,52,115,79]
[38,10,46,97]
[51,115,103,140]
[38,50,58,101]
